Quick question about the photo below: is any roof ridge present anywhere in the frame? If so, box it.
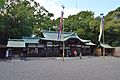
[43,31,74,34]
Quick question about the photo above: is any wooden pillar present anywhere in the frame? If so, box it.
[70,43,72,57]
[58,42,60,56]
[52,42,54,56]
[75,41,77,56]
[44,42,47,57]
[36,44,38,54]
[84,44,86,54]
[81,44,83,54]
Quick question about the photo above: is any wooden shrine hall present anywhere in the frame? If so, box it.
[6,31,96,57]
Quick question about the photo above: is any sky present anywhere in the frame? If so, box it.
[35,0,120,19]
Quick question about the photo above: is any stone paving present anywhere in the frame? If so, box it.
[0,57,120,80]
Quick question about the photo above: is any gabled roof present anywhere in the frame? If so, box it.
[100,43,114,48]
[42,31,74,41]
[23,37,40,44]
[7,39,25,48]
[41,31,90,43]
[7,37,41,48]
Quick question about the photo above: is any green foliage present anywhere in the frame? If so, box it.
[64,11,95,42]
[0,0,5,7]
[0,0,52,44]
[104,7,120,46]
[0,0,120,46]
[0,0,33,39]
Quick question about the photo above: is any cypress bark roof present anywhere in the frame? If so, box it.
[41,31,90,43]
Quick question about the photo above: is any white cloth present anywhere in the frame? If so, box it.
[6,50,9,57]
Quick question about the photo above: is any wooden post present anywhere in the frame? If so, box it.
[62,5,65,62]
[63,41,65,61]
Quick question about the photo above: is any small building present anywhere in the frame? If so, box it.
[96,43,114,56]
[7,39,26,58]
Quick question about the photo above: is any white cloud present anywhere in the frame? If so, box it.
[35,0,46,5]
[35,0,79,19]
[64,9,80,18]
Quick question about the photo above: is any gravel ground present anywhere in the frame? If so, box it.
[0,56,120,80]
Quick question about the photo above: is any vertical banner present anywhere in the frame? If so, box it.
[58,11,64,40]
[98,17,104,42]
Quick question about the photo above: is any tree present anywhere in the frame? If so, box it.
[105,7,120,46]
[0,0,52,44]
[89,17,101,43]
[64,11,95,41]
[0,0,5,7]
